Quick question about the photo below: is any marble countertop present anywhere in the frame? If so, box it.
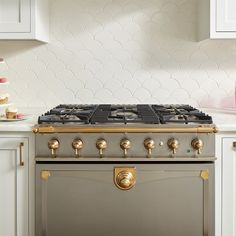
[0,107,236,133]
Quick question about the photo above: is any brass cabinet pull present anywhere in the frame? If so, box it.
[19,142,24,166]
[233,142,236,148]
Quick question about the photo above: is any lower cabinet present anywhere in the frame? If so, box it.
[221,137,236,236]
[216,135,236,236]
[0,134,34,236]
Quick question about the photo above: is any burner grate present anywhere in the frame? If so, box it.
[90,104,160,124]
[38,104,97,124]
[38,104,213,125]
[151,105,212,124]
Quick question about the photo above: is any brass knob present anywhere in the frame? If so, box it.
[191,138,204,154]
[72,138,83,157]
[120,139,131,157]
[144,138,155,157]
[96,139,107,158]
[167,138,179,154]
[115,171,135,190]
[48,139,60,157]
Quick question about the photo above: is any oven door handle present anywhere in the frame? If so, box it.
[114,167,136,190]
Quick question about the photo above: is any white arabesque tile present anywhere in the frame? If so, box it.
[0,0,236,108]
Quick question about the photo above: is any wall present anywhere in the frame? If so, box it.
[0,0,236,109]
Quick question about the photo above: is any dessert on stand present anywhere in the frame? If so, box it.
[0,58,25,121]
[0,58,11,117]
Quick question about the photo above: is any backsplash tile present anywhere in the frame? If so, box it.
[0,0,236,108]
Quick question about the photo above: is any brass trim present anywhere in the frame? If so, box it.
[19,142,24,166]
[32,125,218,134]
[200,170,209,180]
[114,167,136,190]
[41,170,51,181]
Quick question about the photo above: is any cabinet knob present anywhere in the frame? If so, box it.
[233,142,236,148]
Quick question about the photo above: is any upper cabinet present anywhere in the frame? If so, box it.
[215,0,236,32]
[211,0,236,38]
[0,0,49,42]
[199,0,236,40]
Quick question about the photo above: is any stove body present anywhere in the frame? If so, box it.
[35,104,216,236]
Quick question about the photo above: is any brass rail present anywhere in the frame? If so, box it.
[33,126,218,134]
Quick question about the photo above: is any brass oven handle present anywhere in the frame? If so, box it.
[114,167,136,190]
[19,142,24,166]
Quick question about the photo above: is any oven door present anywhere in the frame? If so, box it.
[36,163,214,236]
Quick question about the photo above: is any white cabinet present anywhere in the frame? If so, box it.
[211,0,236,38]
[0,0,31,33]
[0,0,49,42]
[198,0,236,39]
[221,137,236,236]
[0,133,35,236]
[216,0,236,32]
[215,134,236,236]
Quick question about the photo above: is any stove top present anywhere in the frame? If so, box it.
[38,104,213,125]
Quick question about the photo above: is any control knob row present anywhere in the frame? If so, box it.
[48,138,204,157]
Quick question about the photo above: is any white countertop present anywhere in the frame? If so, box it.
[0,107,43,132]
[0,107,236,133]
[205,108,236,132]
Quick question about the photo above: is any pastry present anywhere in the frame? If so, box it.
[6,107,17,119]
[0,93,9,104]
[16,113,24,119]
[0,77,7,83]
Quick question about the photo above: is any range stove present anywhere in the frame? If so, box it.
[34,104,216,160]
[34,104,216,236]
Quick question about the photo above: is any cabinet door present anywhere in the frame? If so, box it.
[0,138,28,236]
[0,0,30,33]
[216,0,236,31]
[222,138,236,236]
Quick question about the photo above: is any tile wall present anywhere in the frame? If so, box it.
[0,0,236,109]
